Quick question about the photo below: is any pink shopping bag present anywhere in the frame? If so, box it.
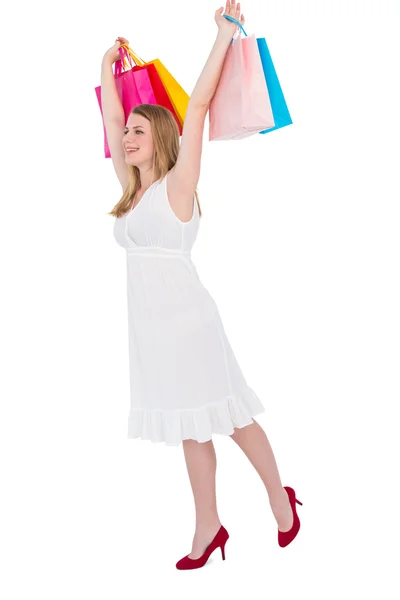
[95,47,157,158]
[209,24,275,141]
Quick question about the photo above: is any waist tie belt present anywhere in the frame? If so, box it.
[127,246,191,258]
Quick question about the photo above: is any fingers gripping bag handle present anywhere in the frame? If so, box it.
[223,14,248,43]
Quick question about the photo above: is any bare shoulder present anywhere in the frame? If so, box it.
[166,167,196,224]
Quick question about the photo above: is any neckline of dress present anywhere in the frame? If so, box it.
[129,179,159,213]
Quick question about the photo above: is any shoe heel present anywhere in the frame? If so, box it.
[221,543,226,560]
[296,499,303,506]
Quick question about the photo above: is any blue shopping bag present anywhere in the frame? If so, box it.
[257,37,292,134]
[224,16,293,135]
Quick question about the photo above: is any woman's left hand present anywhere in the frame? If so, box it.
[215,0,245,37]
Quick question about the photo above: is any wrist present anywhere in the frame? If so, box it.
[216,29,235,43]
[101,56,114,68]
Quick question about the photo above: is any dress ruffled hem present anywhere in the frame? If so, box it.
[127,387,266,447]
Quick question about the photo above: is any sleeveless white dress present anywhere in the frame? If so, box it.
[113,172,265,446]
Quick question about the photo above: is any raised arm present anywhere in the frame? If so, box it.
[168,2,245,201]
[100,37,130,190]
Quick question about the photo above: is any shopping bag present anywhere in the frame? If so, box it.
[209,17,275,141]
[120,45,189,126]
[149,59,189,124]
[114,48,157,109]
[95,47,157,158]
[257,37,293,134]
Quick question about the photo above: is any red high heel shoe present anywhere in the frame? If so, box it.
[176,525,229,570]
[278,486,303,548]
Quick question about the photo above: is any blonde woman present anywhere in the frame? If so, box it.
[100,0,302,570]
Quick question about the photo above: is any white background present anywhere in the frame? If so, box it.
[1,0,399,597]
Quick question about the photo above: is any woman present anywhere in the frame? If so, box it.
[100,0,302,570]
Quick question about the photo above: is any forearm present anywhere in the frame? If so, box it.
[100,58,125,124]
[189,31,233,107]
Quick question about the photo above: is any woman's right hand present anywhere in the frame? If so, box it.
[102,37,130,64]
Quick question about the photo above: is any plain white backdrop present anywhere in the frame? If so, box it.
[1,0,399,597]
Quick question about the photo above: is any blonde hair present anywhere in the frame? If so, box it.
[108,104,202,219]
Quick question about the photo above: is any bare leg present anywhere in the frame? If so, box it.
[182,438,223,559]
[230,419,294,532]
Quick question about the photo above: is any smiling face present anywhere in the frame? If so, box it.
[123,113,154,166]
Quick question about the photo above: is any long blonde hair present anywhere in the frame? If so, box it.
[108,104,202,219]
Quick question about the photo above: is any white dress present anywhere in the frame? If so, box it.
[113,172,265,446]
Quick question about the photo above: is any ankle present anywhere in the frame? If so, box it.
[195,519,222,532]
[268,486,289,509]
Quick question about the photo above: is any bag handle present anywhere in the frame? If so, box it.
[119,43,146,66]
[114,46,133,77]
[223,14,248,44]
[114,46,133,75]
[114,45,146,77]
